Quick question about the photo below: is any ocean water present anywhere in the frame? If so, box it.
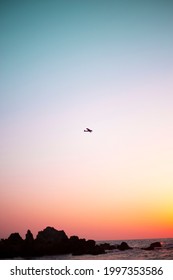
[34,238,173,260]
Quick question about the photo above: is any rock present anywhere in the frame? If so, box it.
[25,230,34,243]
[141,242,162,251]
[89,244,105,255]
[36,226,68,244]
[69,235,80,243]
[99,243,117,250]
[86,239,96,248]
[70,238,87,255]
[70,236,105,255]
[22,230,35,257]
[117,242,133,251]
[7,233,23,244]
[34,227,69,256]
[0,226,106,258]
[1,233,24,258]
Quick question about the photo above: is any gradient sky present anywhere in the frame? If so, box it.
[0,0,173,240]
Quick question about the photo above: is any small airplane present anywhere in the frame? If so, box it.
[84,128,93,133]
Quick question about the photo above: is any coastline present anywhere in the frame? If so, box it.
[0,226,172,260]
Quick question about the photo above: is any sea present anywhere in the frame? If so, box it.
[32,238,173,260]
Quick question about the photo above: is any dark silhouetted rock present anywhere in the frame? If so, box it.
[36,226,68,243]
[0,232,24,258]
[70,238,87,255]
[99,243,117,250]
[69,236,105,255]
[25,230,34,243]
[90,244,105,255]
[22,230,35,257]
[141,242,162,251]
[34,227,69,256]
[117,242,133,251]
[69,235,80,243]
[0,226,107,258]
[7,233,23,244]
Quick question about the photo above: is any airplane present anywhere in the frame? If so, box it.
[84,128,93,133]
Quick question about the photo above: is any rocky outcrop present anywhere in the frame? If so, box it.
[25,230,34,243]
[141,242,162,251]
[117,242,133,251]
[21,230,35,257]
[33,227,69,256]
[36,227,68,244]
[69,236,104,255]
[0,227,105,259]
[99,243,117,250]
[0,227,163,259]
[0,233,24,258]
[7,233,23,244]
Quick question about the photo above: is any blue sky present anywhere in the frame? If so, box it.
[0,0,173,239]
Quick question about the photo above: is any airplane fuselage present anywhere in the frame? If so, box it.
[84,128,92,132]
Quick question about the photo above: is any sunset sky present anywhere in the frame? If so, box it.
[0,0,173,240]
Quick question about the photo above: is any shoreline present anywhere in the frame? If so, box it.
[1,226,171,259]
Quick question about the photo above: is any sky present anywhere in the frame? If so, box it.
[0,0,173,240]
